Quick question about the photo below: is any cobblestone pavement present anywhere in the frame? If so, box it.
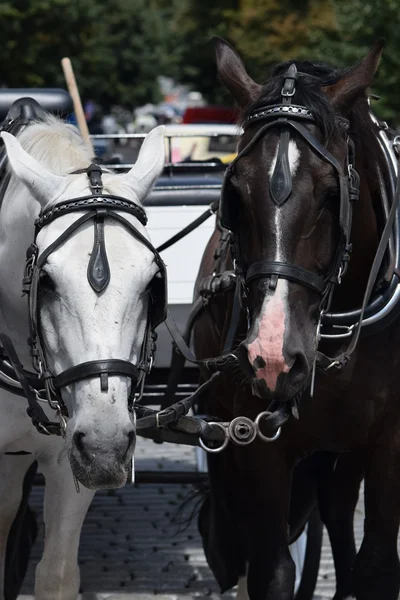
[18,438,365,600]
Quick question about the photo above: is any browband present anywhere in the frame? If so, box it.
[35,195,148,230]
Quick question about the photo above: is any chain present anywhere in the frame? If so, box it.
[198,410,282,454]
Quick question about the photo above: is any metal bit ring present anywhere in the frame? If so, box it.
[228,416,257,446]
[199,422,229,453]
[255,411,282,442]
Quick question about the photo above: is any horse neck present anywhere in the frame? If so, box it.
[0,182,39,367]
[331,126,383,311]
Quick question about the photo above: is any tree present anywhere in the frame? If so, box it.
[0,0,174,108]
[305,0,400,122]
[227,0,337,82]
[169,0,337,104]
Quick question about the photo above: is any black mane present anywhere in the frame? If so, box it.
[243,60,348,142]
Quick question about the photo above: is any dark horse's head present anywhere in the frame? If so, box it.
[216,38,383,400]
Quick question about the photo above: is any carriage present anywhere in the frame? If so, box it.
[0,36,399,600]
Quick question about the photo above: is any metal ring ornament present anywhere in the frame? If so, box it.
[228,416,257,446]
[199,421,229,453]
[255,411,282,442]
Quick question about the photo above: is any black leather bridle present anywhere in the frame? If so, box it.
[220,64,360,314]
[14,164,167,434]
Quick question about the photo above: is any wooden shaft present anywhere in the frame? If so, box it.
[61,57,94,156]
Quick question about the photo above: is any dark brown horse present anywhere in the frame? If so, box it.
[193,38,400,600]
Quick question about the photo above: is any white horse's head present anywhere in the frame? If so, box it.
[1,120,165,489]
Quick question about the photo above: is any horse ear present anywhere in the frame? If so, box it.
[322,39,384,111]
[123,125,165,202]
[1,131,68,206]
[214,37,262,107]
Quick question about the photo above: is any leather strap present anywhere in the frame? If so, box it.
[136,373,219,430]
[156,200,218,253]
[53,359,140,390]
[164,310,239,372]
[0,308,61,435]
[317,150,400,370]
[35,195,148,229]
[246,260,325,294]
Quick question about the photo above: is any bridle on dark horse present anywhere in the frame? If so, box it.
[219,64,400,382]
[0,163,167,436]
[221,65,358,368]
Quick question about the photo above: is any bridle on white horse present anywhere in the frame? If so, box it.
[0,164,167,436]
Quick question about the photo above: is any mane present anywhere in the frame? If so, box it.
[15,114,92,173]
[242,60,346,143]
[7,114,141,205]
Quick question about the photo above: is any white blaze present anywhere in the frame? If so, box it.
[246,141,300,389]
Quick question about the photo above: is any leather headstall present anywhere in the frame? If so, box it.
[220,64,360,315]
[16,164,167,435]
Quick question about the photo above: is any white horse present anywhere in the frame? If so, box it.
[0,116,165,599]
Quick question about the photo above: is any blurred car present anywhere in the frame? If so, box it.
[163,123,242,163]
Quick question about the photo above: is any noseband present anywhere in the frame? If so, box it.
[221,64,360,310]
[21,164,167,432]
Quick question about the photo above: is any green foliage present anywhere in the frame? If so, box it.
[0,0,399,121]
[0,0,174,108]
[169,0,400,122]
[305,0,400,122]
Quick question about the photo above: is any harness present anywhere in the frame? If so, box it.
[1,84,400,454]
[0,162,167,436]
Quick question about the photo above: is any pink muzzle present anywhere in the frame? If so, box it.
[247,281,291,391]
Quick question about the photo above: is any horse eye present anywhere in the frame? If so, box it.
[321,189,338,207]
[39,272,56,292]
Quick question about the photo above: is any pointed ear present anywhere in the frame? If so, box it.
[214,37,262,107]
[1,131,68,206]
[322,39,384,112]
[123,125,165,201]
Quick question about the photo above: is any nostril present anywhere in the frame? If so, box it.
[123,430,136,461]
[290,353,308,384]
[73,431,86,455]
[127,430,136,447]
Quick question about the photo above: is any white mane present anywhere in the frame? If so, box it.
[15,115,91,174]
[5,115,144,206]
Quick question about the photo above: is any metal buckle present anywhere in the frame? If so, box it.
[198,422,229,453]
[254,411,282,442]
[281,89,296,97]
